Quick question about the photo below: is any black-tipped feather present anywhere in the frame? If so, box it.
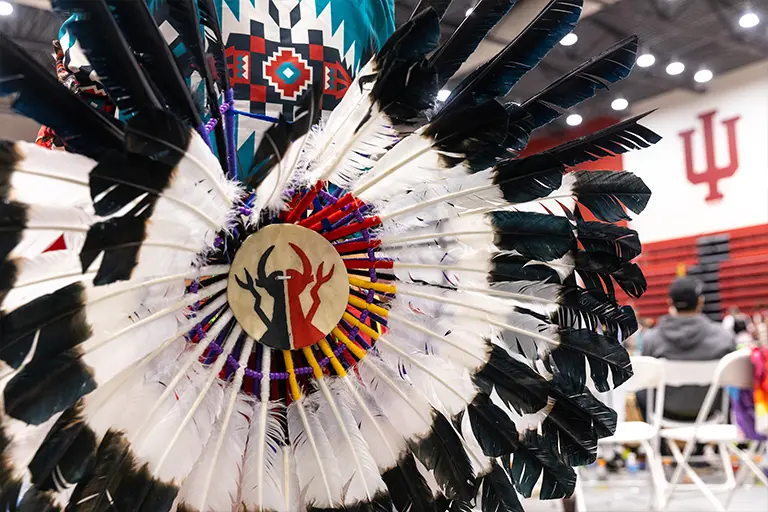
[576,218,641,262]
[28,404,98,494]
[410,410,475,501]
[473,343,549,414]
[166,0,228,171]
[410,0,453,20]
[0,420,23,512]
[0,36,123,160]
[510,430,575,499]
[552,327,633,392]
[572,170,652,222]
[573,249,647,298]
[489,210,575,261]
[522,36,638,129]
[105,0,201,127]
[381,453,436,512]
[197,0,230,91]
[467,393,518,457]
[429,0,519,86]
[557,288,639,339]
[53,0,161,118]
[446,0,583,108]
[480,462,523,512]
[245,83,323,188]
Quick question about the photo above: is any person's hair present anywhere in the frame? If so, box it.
[733,318,748,334]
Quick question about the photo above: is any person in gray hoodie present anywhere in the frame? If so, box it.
[639,276,735,421]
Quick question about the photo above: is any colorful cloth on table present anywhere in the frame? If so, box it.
[57,0,395,170]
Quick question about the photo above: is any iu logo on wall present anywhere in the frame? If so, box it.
[679,110,741,202]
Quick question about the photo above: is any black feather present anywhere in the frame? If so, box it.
[480,462,523,512]
[376,8,441,69]
[576,218,641,262]
[467,393,518,457]
[424,100,513,161]
[381,453,436,512]
[473,342,549,414]
[0,36,123,160]
[0,140,21,201]
[104,0,201,127]
[166,0,228,171]
[510,430,575,499]
[28,404,98,494]
[446,0,583,108]
[4,348,96,425]
[522,36,638,129]
[572,170,652,222]
[197,0,230,91]
[17,489,62,511]
[429,0,519,86]
[68,430,178,512]
[410,410,475,501]
[489,210,575,260]
[552,327,632,392]
[309,493,393,512]
[52,0,161,118]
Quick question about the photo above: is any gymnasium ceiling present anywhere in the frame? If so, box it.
[2,0,768,132]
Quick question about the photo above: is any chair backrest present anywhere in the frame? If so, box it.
[662,359,721,387]
[626,356,666,431]
[623,356,665,392]
[689,349,753,426]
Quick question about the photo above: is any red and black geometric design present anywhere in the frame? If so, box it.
[225,20,354,120]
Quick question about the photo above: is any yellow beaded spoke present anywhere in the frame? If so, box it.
[332,327,368,360]
[347,294,389,318]
[282,350,301,400]
[348,276,396,295]
[317,339,347,377]
[341,312,380,340]
[302,347,324,380]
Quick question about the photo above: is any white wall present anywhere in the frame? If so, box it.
[625,60,768,243]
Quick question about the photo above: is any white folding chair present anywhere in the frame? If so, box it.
[661,350,768,511]
[575,356,668,511]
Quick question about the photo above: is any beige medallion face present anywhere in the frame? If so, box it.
[228,224,349,350]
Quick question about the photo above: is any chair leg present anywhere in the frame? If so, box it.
[573,467,587,512]
[723,442,761,510]
[726,442,768,487]
[642,439,665,511]
[718,442,736,489]
[666,439,726,512]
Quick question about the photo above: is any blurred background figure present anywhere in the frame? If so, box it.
[639,276,734,421]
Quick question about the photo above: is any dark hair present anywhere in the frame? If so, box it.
[733,318,748,334]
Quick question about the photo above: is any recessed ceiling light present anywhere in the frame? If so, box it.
[465,7,474,16]
[666,61,685,76]
[436,89,451,102]
[637,53,656,68]
[694,69,713,83]
[560,33,578,46]
[739,12,760,28]
[0,1,13,16]
[611,98,629,111]
[566,114,583,126]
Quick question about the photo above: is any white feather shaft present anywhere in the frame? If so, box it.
[198,336,254,511]
[256,348,272,510]
[133,309,234,444]
[155,324,243,473]
[295,399,336,506]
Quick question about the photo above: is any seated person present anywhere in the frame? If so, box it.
[638,276,735,422]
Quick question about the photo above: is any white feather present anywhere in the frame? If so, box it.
[287,395,342,508]
[312,377,387,504]
[241,402,294,512]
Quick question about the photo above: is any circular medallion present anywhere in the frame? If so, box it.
[228,224,349,350]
